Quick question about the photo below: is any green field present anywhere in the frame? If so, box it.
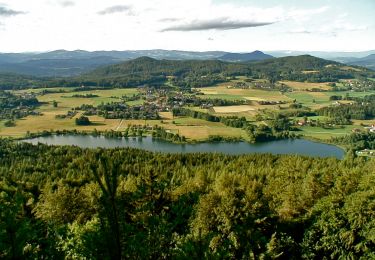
[38,88,139,108]
[198,84,290,102]
[2,81,375,141]
[298,125,358,139]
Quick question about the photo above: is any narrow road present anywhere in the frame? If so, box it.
[115,119,123,131]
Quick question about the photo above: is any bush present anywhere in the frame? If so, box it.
[75,116,91,126]
[4,120,16,127]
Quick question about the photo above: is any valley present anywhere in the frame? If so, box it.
[1,0,374,258]
[1,55,374,151]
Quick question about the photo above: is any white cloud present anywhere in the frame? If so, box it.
[97,5,134,15]
[59,1,75,7]
[0,0,372,52]
[161,18,275,32]
[0,5,25,16]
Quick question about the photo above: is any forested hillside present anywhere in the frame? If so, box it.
[73,55,374,86]
[1,55,373,90]
[250,55,371,82]
[219,50,273,62]
[0,73,47,90]
[0,139,374,259]
[75,57,251,88]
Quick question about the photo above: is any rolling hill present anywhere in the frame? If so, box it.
[346,54,375,70]
[1,55,373,89]
[219,50,273,62]
[71,55,373,87]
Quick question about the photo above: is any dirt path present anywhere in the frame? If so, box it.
[115,119,123,131]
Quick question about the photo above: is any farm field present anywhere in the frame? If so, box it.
[280,80,332,90]
[0,113,121,138]
[213,105,255,113]
[2,80,375,141]
[101,117,245,141]
[37,88,139,108]
[198,84,290,102]
[298,125,358,139]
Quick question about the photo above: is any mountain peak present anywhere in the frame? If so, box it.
[219,51,273,62]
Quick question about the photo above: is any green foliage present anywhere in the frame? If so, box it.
[0,73,46,90]
[332,132,375,150]
[1,55,374,90]
[75,116,91,126]
[3,120,15,127]
[0,139,374,259]
[318,94,375,120]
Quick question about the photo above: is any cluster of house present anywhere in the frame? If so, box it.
[343,80,375,91]
[356,149,375,157]
[352,125,375,133]
[19,93,37,99]
[364,124,375,133]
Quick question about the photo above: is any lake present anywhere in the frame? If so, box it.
[23,135,345,159]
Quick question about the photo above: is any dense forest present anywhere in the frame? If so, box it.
[71,55,375,87]
[317,94,375,120]
[0,73,48,90]
[1,139,373,259]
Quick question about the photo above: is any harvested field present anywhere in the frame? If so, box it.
[213,105,255,113]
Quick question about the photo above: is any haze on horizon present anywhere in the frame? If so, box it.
[0,0,374,53]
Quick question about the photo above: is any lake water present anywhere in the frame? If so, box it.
[23,135,345,159]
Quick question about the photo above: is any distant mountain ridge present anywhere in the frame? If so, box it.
[219,50,273,62]
[266,50,375,59]
[0,49,228,77]
[344,54,375,70]
[0,49,374,77]
[266,50,375,70]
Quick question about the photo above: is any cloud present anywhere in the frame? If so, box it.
[59,1,75,7]
[159,18,181,23]
[97,5,134,15]
[0,6,25,16]
[161,18,275,32]
[288,30,312,34]
[287,6,330,22]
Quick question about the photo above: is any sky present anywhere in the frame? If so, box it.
[0,0,374,52]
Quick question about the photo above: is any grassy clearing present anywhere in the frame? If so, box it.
[0,113,121,138]
[37,88,139,108]
[126,99,144,106]
[159,112,174,120]
[352,119,375,126]
[116,117,246,140]
[324,90,375,98]
[3,82,375,141]
[187,107,210,113]
[198,85,290,102]
[167,117,246,140]
[293,115,330,121]
[301,70,319,74]
[213,105,255,113]
[283,90,375,110]
[298,125,358,139]
[340,66,362,72]
[284,92,330,109]
[1,88,138,137]
[13,87,73,94]
[280,81,332,90]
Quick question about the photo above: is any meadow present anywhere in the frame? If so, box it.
[1,80,375,141]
